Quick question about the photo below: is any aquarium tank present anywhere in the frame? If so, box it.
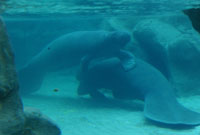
[1,0,200,135]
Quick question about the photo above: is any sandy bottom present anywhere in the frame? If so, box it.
[22,71,200,135]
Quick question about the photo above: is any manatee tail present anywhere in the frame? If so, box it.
[144,93,200,125]
[17,65,45,95]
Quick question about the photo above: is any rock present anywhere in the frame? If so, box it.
[168,36,200,96]
[23,107,61,135]
[0,90,25,135]
[0,16,25,135]
[0,16,18,98]
[168,38,200,71]
[183,8,200,34]
[132,19,200,95]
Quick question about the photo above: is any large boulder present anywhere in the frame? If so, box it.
[0,16,25,135]
[0,90,25,135]
[183,8,200,34]
[132,19,200,95]
[23,107,61,135]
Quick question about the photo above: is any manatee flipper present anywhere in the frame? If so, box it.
[117,50,136,71]
[80,55,92,72]
[77,55,94,82]
[144,93,200,125]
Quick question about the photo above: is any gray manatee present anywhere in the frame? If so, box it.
[77,57,200,125]
[18,31,135,95]
[132,19,172,80]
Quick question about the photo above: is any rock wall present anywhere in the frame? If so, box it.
[0,16,25,135]
[184,8,200,34]
[132,19,200,96]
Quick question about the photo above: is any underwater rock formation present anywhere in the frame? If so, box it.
[23,107,61,135]
[0,16,25,135]
[0,16,18,98]
[0,17,61,135]
[183,8,200,34]
[168,38,200,71]
[132,19,200,95]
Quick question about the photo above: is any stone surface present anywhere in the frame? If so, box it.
[23,107,61,135]
[0,91,25,135]
[0,16,18,98]
[184,8,200,34]
[168,38,200,71]
[0,16,25,135]
[132,19,200,95]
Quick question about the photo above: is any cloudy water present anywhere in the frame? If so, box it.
[1,0,200,16]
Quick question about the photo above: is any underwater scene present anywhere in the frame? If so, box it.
[1,0,200,135]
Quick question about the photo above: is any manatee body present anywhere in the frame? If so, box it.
[77,57,200,125]
[132,19,173,79]
[18,31,131,95]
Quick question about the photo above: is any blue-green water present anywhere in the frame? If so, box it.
[1,0,200,15]
[1,1,200,135]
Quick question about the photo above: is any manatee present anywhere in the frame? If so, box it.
[77,57,200,125]
[132,19,172,80]
[18,31,135,95]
